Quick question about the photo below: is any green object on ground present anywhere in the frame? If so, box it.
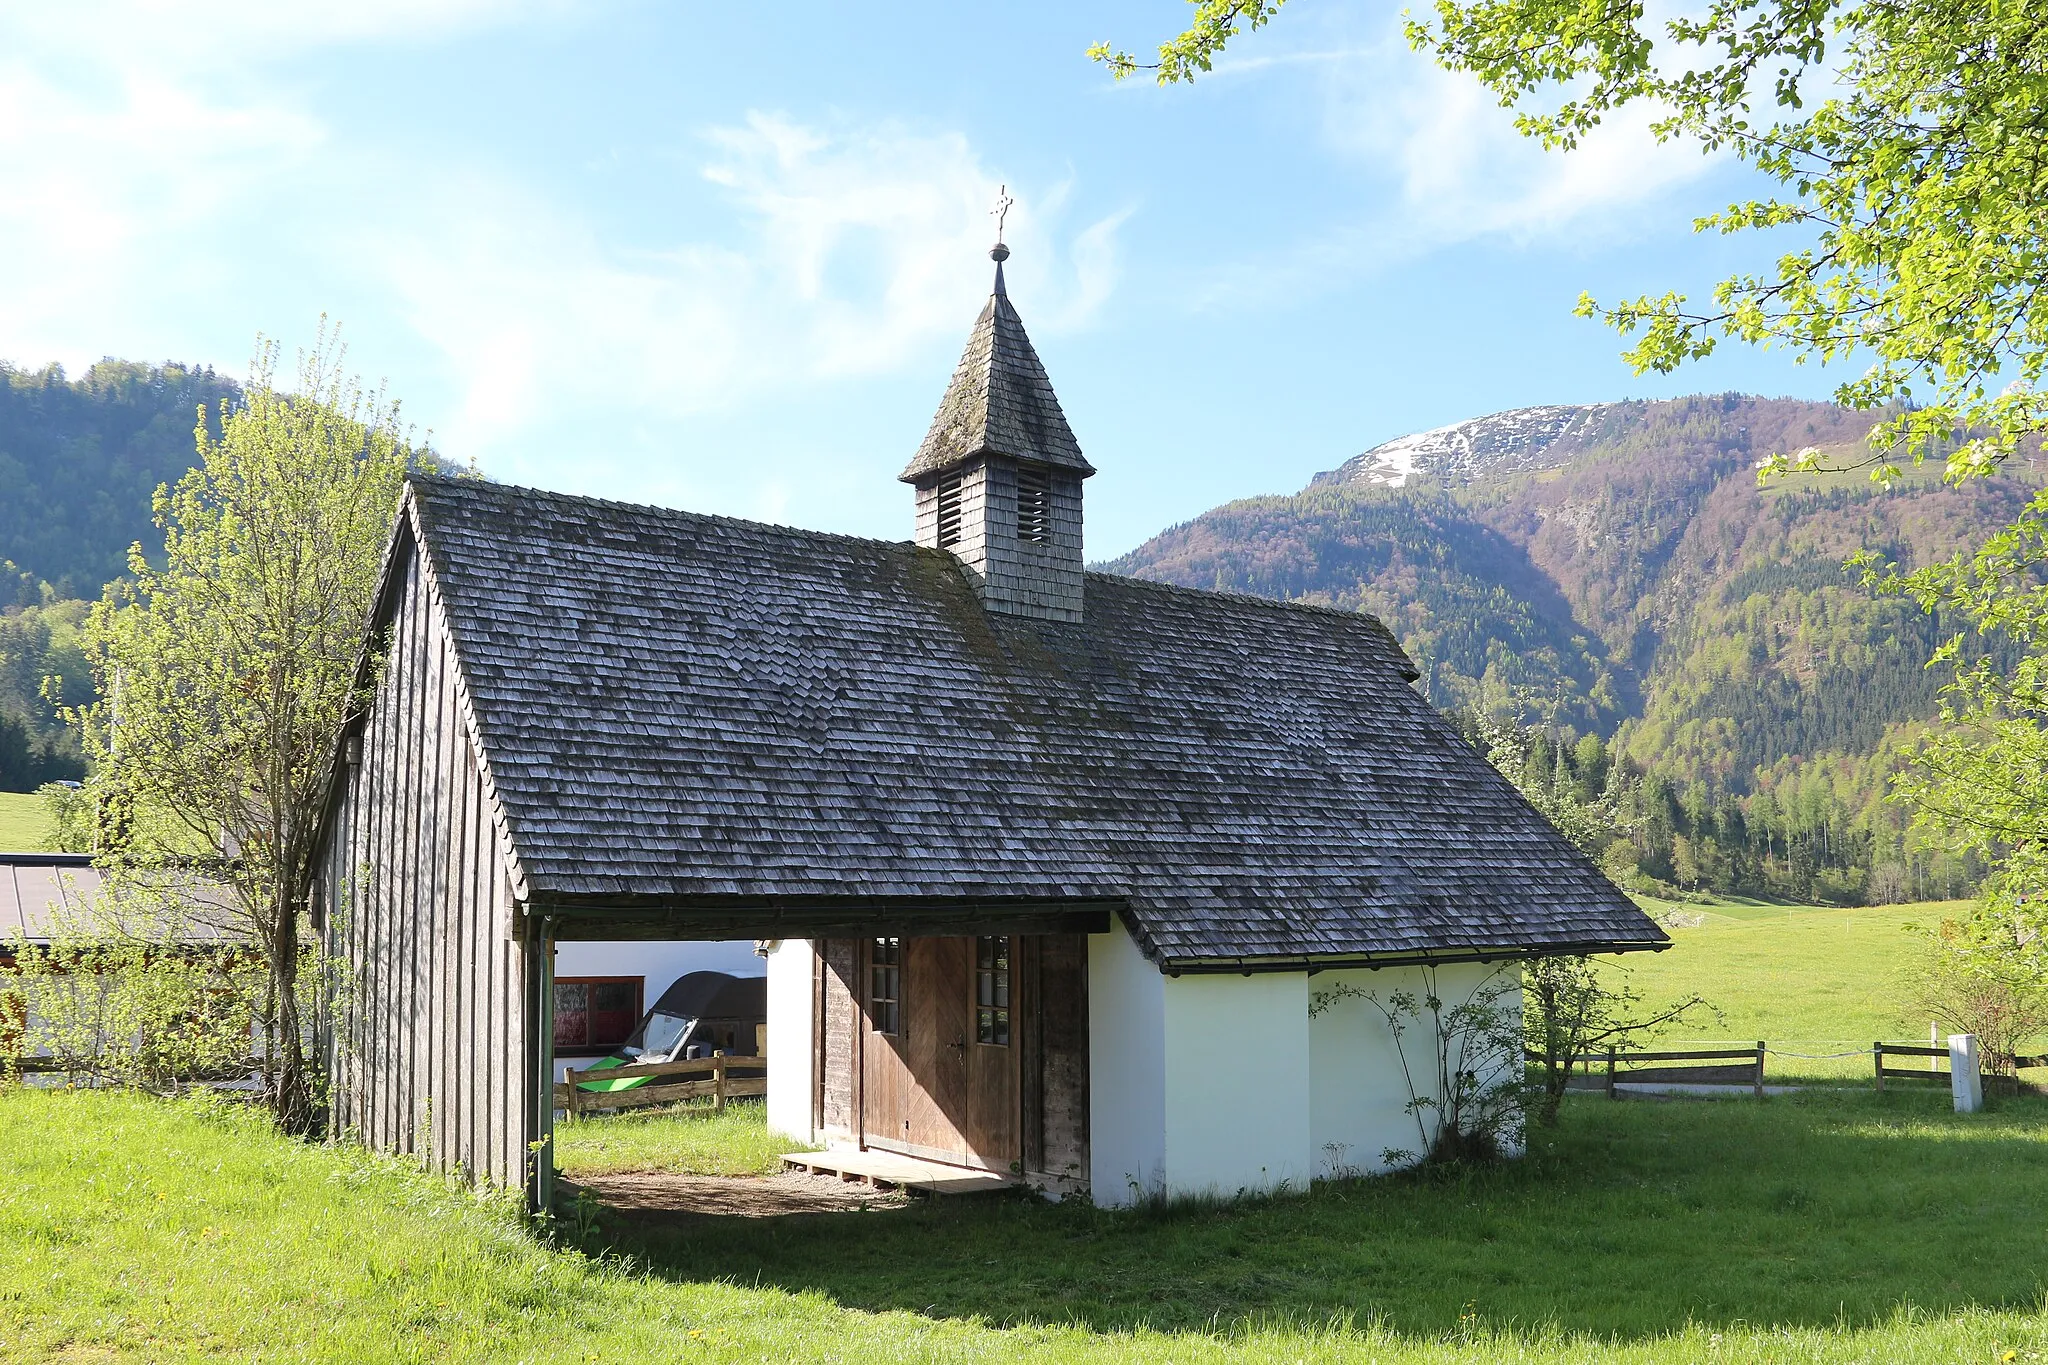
[570,1054,646,1093]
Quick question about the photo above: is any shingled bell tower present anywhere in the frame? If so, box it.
[902,227,1094,623]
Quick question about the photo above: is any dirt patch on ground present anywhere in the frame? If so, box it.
[570,1169,912,1218]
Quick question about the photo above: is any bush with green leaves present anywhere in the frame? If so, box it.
[1906,909,2048,1077]
[3,881,264,1092]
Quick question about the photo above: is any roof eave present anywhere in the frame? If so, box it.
[897,446,1098,485]
[1157,938,1672,976]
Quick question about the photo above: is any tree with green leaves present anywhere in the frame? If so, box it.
[67,328,409,1132]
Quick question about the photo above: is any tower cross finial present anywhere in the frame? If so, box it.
[990,184,1014,245]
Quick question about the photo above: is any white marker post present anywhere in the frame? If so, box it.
[1949,1033,1983,1114]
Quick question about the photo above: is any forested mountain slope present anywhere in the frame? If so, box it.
[1104,394,2035,903]
[0,361,238,599]
[0,361,237,790]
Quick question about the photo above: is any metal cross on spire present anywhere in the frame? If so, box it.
[990,184,1015,245]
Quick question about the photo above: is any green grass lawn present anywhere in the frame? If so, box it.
[0,789,52,851]
[7,1086,2048,1363]
[1618,895,1966,1081]
[554,1100,802,1176]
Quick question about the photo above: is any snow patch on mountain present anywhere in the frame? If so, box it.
[1312,403,1620,490]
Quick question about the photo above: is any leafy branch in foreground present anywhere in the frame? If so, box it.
[1089,0,1286,84]
[1100,1,2048,484]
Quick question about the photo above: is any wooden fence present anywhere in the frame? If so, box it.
[1546,1043,1767,1098]
[551,1053,765,1118]
[1872,1041,1949,1093]
[1872,1041,2048,1094]
[1533,1039,2048,1099]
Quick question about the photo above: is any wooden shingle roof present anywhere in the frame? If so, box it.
[899,264,1095,483]
[397,474,1663,969]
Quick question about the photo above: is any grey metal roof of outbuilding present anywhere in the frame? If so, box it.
[0,853,239,948]
[0,854,99,945]
[899,264,1095,483]
[389,474,1663,969]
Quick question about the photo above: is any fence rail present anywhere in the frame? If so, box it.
[551,1053,765,1118]
[1538,1042,1767,1098]
[1872,1041,2048,1093]
[1530,1039,2048,1099]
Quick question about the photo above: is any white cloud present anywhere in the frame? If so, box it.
[0,53,321,366]
[1323,39,1714,241]
[378,112,1129,466]
[5,1,537,66]
[0,6,1130,498]
[1190,11,1723,308]
[0,1,525,369]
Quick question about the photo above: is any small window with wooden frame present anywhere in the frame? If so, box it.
[935,471,966,549]
[553,976,643,1053]
[975,936,1011,1046]
[1015,463,1051,544]
[869,937,902,1037]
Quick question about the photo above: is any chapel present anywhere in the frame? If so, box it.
[312,239,1664,1208]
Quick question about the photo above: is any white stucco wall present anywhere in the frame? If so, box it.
[1087,931,1523,1205]
[1087,923,1166,1204]
[1088,922,1313,1205]
[1162,969,1313,1198]
[1307,961,1522,1177]
[764,939,815,1143]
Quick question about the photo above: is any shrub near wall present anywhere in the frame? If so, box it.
[3,900,264,1092]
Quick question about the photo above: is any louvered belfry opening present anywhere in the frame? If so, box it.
[1015,463,1051,544]
[903,245,1095,622]
[936,470,966,549]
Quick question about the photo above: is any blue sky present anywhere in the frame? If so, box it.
[0,1,1837,558]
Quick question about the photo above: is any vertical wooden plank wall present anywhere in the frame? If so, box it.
[1034,933,1090,1188]
[318,534,533,1190]
[819,938,859,1139]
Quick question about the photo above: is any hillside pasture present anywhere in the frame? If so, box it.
[1617,897,1968,1081]
[0,789,51,851]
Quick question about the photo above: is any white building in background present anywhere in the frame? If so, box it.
[550,939,761,1083]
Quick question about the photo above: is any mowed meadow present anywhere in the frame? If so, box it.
[6,898,2046,1364]
[1619,895,1963,1081]
[0,790,50,851]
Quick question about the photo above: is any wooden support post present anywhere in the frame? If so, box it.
[1753,1041,1766,1099]
[525,924,556,1216]
[1605,1045,1617,1101]
[714,1051,727,1113]
[1873,1042,1884,1094]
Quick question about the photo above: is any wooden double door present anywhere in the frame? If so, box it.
[859,935,1019,1171]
